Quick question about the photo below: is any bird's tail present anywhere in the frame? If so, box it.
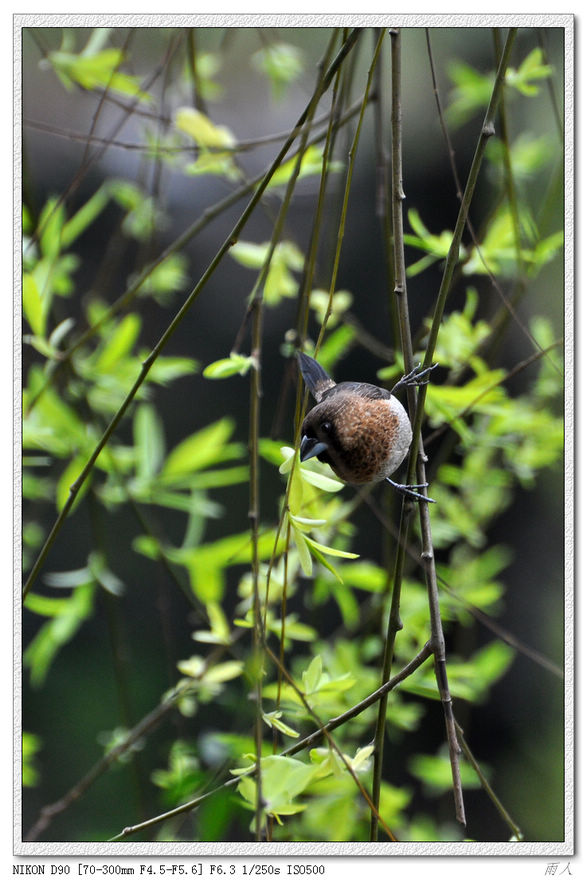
[297,351,335,402]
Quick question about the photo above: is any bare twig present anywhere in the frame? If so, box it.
[24,89,374,420]
[424,28,562,378]
[371,27,465,839]
[22,29,363,601]
[455,721,524,841]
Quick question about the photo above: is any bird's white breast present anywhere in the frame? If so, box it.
[380,397,413,478]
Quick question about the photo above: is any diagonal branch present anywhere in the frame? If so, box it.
[108,641,433,843]
[22,29,363,601]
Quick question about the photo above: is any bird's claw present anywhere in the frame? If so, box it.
[391,362,438,394]
[385,477,436,503]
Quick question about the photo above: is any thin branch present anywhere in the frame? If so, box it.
[265,644,398,842]
[455,721,524,841]
[25,676,197,841]
[425,28,562,378]
[314,29,386,354]
[424,336,563,448]
[24,31,183,258]
[372,26,465,839]
[108,642,433,842]
[22,29,363,600]
[397,28,518,829]
[408,26,518,449]
[24,90,373,419]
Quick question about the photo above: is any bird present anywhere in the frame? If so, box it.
[297,351,435,502]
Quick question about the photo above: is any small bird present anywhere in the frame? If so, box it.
[298,352,435,502]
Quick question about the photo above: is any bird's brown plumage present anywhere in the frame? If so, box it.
[298,355,413,486]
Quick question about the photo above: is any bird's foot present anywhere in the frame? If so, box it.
[391,362,438,395]
[385,477,436,503]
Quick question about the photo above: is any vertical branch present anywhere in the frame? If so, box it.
[371,25,518,836]
[314,29,386,353]
[388,23,465,828]
[492,28,523,272]
[408,28,518,451]
[185,28,207,114]
[248,289,264,841]
[246,29,358,841]
[398,27,517,832]
[295,32,346,350]
[371,27,426,839]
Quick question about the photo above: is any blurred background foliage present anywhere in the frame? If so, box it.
[20,24,565,843]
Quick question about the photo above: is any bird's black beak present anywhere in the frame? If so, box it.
[300,435,328,462]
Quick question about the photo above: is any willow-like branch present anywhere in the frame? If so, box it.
[108,642,433,843]
[22,28,362,601]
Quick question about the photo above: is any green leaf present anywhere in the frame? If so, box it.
[331,580,360,625]
[302,655,323,694]
[305,543,343,583]
[23,273,46,338]
[134,254,188,300]
[47,47,151,103]
[192,602,231,646]
[151,741,202,805]
[304,535,359,560]
[38,197,66,259]
[48,317,76,350]
[262,711,300,739]
[409,752,482,792]
[107,178,145,212]
[258,438,290,466]
[236,755,317,824]
[299,466,344,493]
[251,43,304,100]
[230,241,304,306]
[203,353,255,379]
[201,660,245,684]
[175,107,236,148]
[315,324,356,369]
[288,513,327,531]
[292,526,313,577]
[405,209,466,276]
[88,551,125,596]
[133,403,166,483]
[94,314,141,373]
[349,743,374,772]
[471,640,515,687]
[192,52,224,101]
[22,733,42,788]
[332,561,385,593]
[229,242,269,269]
[445,60,493,127]
[144,355,199,386]
[506,48,553,96]
[24,583,95,687]
[309,288,353,328]
[61,185,110,247]
[161,418,243,479]
[23,335,58,359]
[24,594,71,617]
[131,535,161,560]
[169,529,285,604]
[23,367,87,455]
[184,152,240,182]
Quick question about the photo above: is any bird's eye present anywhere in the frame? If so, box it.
[321,421,333,434]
